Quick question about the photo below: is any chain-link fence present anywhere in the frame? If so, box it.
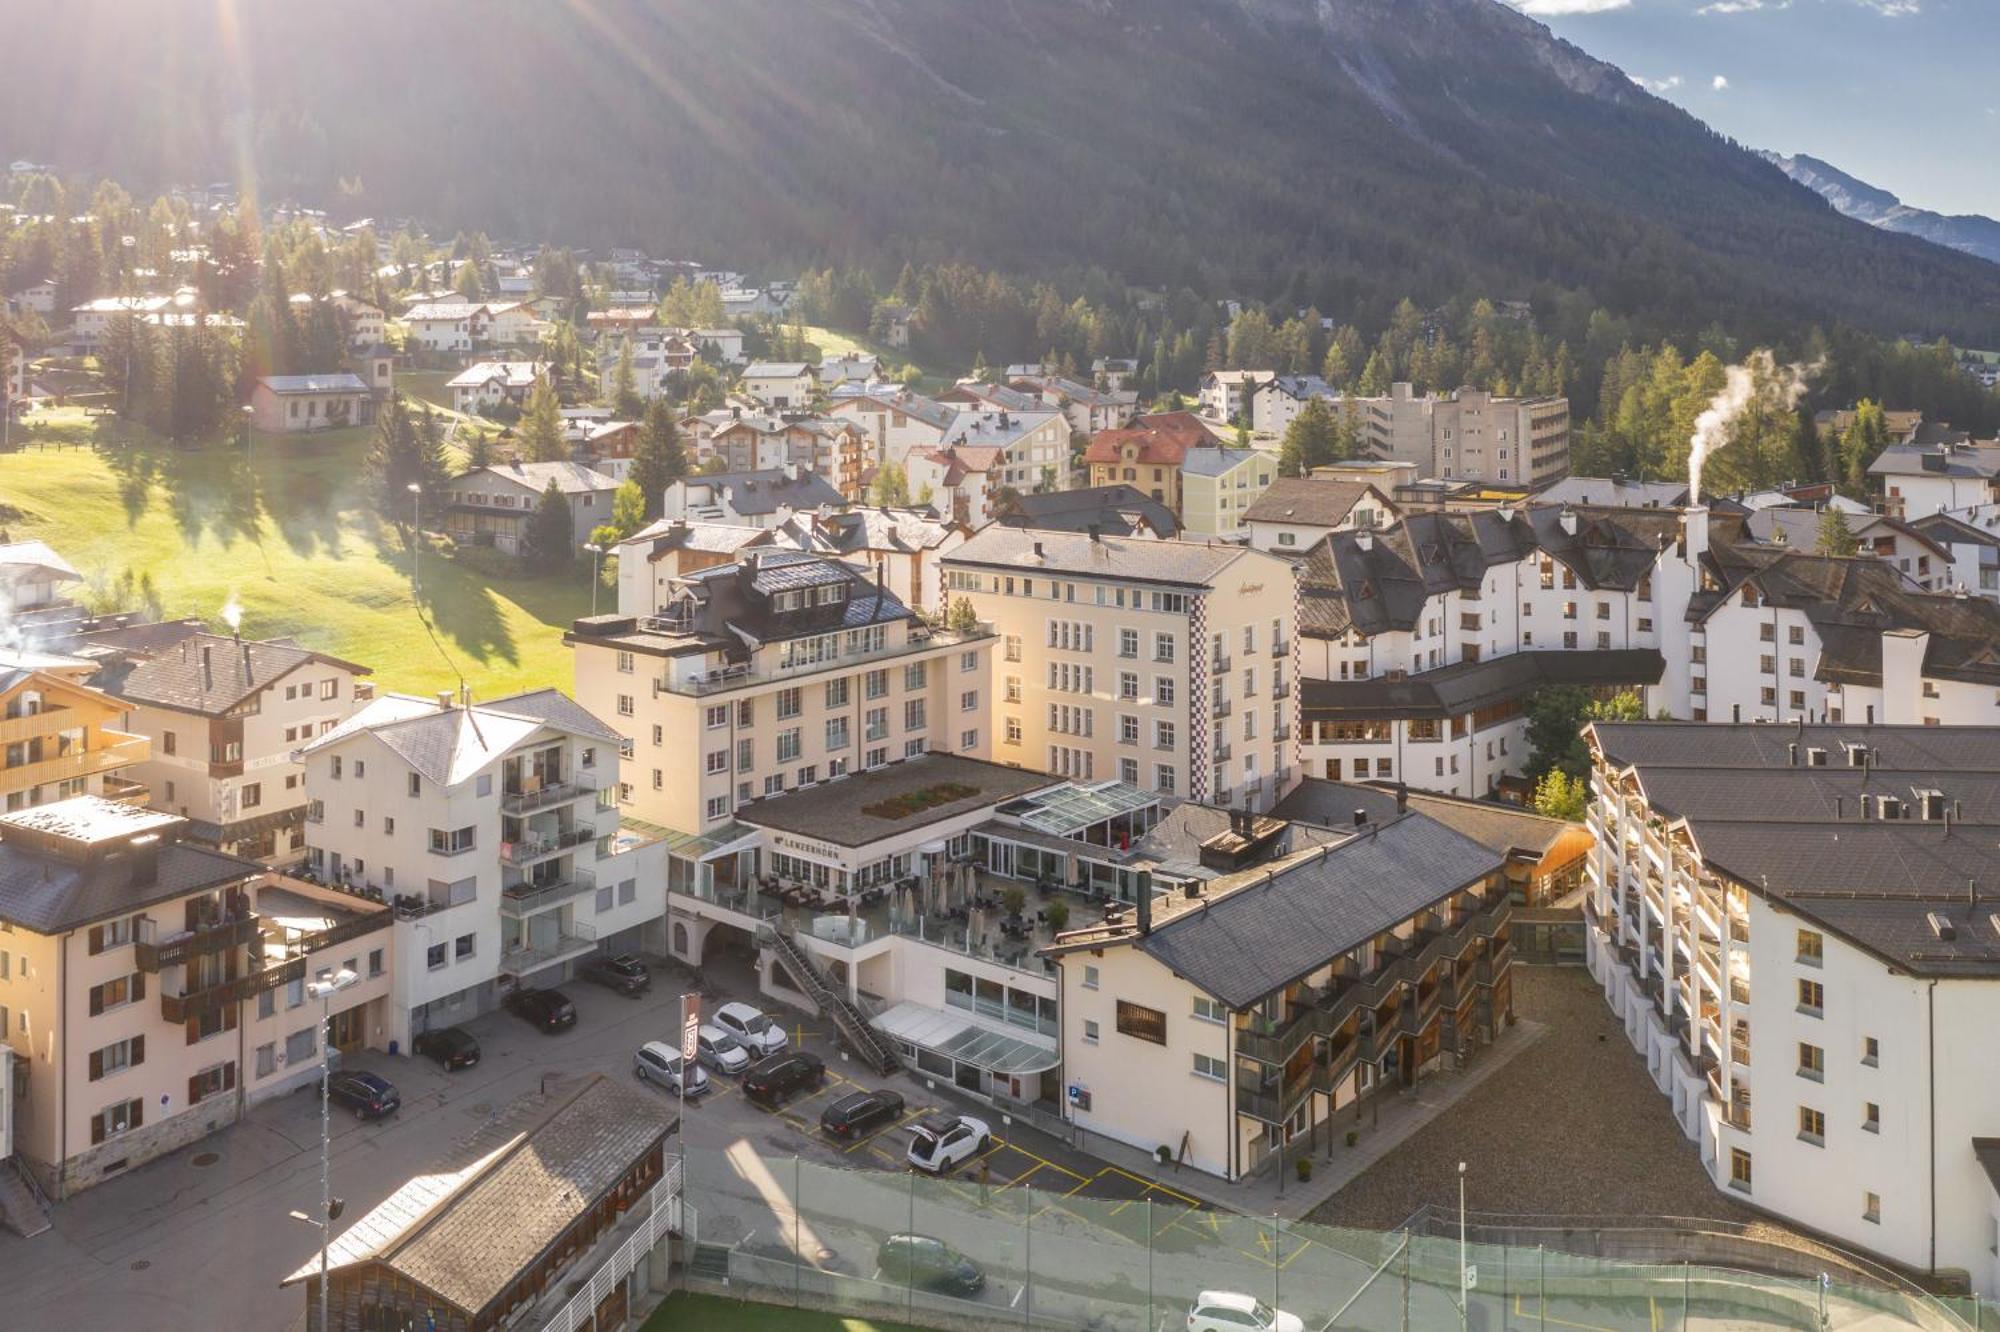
[680,1146,1985,1331]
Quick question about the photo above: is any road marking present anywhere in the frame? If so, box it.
[1010,1283,1026,1309]
[995,1160,1048,1193]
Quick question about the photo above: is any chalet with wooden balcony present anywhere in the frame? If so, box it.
[95,629,371,865]
[284,1072,678,1332]
[0,796,393,1202]
[0,653,151,814]
[1044,799,1514,1182]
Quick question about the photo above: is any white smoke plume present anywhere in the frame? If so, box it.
[220,594,243,633]
[1687,350,1820,504]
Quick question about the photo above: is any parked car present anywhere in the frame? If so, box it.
[713,1001,787,1057]
[743,1050,826,1107]
[411,1026,480,1071]
[633,1041,709,1097]
[906,1112,990,1174]
[505,986,577,1033]
[326,1071,400,1121]
[580,953,651,996]
[694,1024,751,1076]
[819,1088,906,1140]
[877,1233,985,1296]
[1186,1291,1304,1332]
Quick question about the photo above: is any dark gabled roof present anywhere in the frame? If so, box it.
[1298,649,1665,721]
[1591,721,2000,975]
[677,469,845,516]
[1535,476,1690,509]
[1134,811,1503,1009]
[1241,478,1379,530]
[1909,511,2000,550]
[1867,442,2000,478]
[998,485,1180,538]
[284,1074,673,1315]
[107,633,369,716]
[0,812,261,935]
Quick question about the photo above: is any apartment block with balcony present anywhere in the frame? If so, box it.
[0,653,151,812]
[0,796,392,1200]
[298,688,660,1050]
[568,549,994,865]
[1583,722,2000,1297]
[98,631,371,865]
[1044,797,1513,1181]
[943,528,1301,809]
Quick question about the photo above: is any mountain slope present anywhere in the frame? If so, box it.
[6,0,2000,342]
[1760,151,2000,267]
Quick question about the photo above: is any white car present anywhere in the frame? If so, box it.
[906,1112,991,1174]
[1186,1291,1304,1332]
[694,1024,751,1076]
[713,1001,788,1057]
[634,1041,709,1097]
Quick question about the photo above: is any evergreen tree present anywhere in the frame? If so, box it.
[523,479,575,573]
[1816,505,1859,557]
[1276,396,1339,477]
[630,397,687,520]
[518,380,566,462]
[464,430,492,471]
[611,337,643,418]
[871,461,911,506]
[365,395,423,523]
[1357,348,1394,396]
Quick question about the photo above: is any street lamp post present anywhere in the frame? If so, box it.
[303,967,358,1332]
[1458,1160,1470,1332]
[407,484,423,599]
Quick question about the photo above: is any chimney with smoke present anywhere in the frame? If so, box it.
[1687,351,1821,504]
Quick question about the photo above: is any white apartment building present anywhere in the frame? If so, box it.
[298,689,661,1050]
[1870,440,2000,520]
[1249,374,1337,437]
[1197,370,1276,427]
[1292,502,2000,799]
[826,389,963,468]
[103,631,372,864]
[1584,722,2000,1296]
[1241,477,1399,554]
[566,550,995,842]
[1357,383,1571,487]
[942,529,1299,808]
[740,362,816,410]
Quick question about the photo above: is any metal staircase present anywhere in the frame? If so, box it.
[0,1157,52,1238]
[761,921,901,1075]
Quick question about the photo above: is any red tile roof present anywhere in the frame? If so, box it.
[1080,410,1215,466]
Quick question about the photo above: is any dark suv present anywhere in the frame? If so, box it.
[327,1071,400,1121]
[580,953,650,996]
[742,1050,826,1107]
[505,987,577,1033]
[877,1234,985,1296]
[412,1026,480,1071]
[819,1088,905,1139]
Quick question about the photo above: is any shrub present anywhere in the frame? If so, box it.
[1345,1130,1359,1148]
[1296,1157,1312,1183]
[1044,900,1070,933]
[1000,886,1027,918]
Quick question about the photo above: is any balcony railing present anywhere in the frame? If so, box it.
[501,869,599,918]
[500,920,598,976]
[1234,890,1512,1068]
[1,733,149,790]
[162,954,308,1023]
[135,913,259,972]
[653,626,994,697]
[1211,697,1232,720]
[500,824,601,867]
[1270,640,1289,657]
[1272,682,1291,701]
[1210,655,1232,674]
[501,773,600,815]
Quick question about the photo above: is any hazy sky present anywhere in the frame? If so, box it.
[1505,0,1996,218]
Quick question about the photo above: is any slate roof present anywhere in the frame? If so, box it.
[107,633,368,715]
[622,519,772,561]
[1241,478,1380,530]
[946,526,1248,588]
[940,407,1065,449]
[446,361,542,390]
[998,485,1180,538]
[1275,780,1577,859]
[300,690,619,786]
[1133,811,1503,1009]
[744,361,811,378]
[674,469,845,516]
[0,801,261,934]
[0,539,81,584]
[1536,477,1689,509]
[257,373,369,395]
[284,1074,673,1316]
[1298,649,1664,721]
[780,508,957,556]
[1909,512,2000,550]
[1868,443,2000,479]
[1181,447,1264,478]
[455,460,617,496]
[1591,721,2000,974]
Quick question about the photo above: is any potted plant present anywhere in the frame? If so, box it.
[1296,1157,1313,1184]
[1345,1130,1359,1149]
[1045,899,1070,933]
[1001,885,1027,919]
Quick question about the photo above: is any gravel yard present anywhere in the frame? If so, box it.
[1308,965,1763,1230]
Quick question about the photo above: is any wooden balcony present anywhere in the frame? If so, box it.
[135,914,259,972]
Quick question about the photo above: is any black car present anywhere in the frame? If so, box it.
[742,1050,826,1107]
[819,1088,906,1140]
[877,1234,985,1296]
[412,1026,480,1071]
[505,987,577,1033]
[579,953,651,996]
[327,1071,400,1121]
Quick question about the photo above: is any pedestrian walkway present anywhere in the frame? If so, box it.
[1060,1017,1552,1220]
